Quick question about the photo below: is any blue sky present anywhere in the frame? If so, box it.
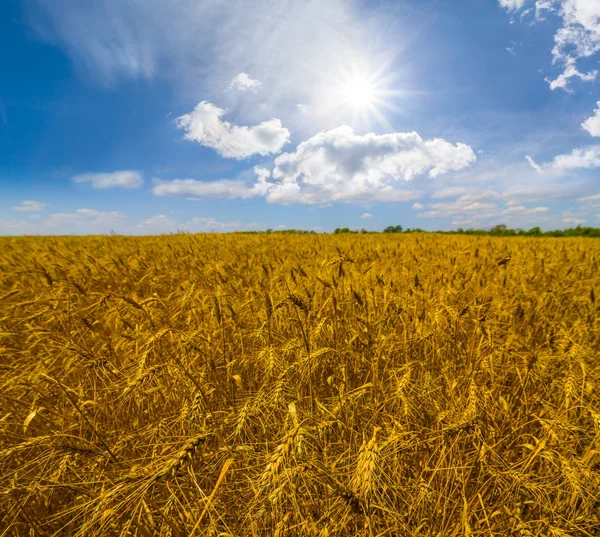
[1,0,600,234]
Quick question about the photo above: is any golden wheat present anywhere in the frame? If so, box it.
[0,233,599,536]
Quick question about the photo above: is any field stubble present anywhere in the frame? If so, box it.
[0,233,599,536]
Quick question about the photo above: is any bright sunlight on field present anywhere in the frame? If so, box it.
[1,233,599,536]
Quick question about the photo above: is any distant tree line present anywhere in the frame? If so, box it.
[332,223,600,237]
[231,224,600,237]
[452,224,600,237]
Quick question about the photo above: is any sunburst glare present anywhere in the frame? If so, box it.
[314,55,408,131]
[341,75,376,109]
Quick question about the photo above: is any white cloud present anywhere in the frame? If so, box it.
[526,155,542,172]
[451,218,477,228]
[582,101,600,136]
[503,204,549,214]
[1,209,262,236]
[153,127,474,205]
[547,57,597,91]
[500,0,600,91]
[176,101,290,159]
[579,192,600,203]
[13,200,47,212]
[457,190,501,202]
[135,214,243,233]
[187,217,242,231]
[136,214,178,232]
[44,209,127,233]
[0,219,37,234]
[417,196,550,226]
[551,144,600,170]
[152,178,263,199]
[535,0,554,19]
[255,126,475,204]
[499,0,528,11]
[411,202,424,210]
[577,193,600,213]
[428,155,592,210]
[562,216,586,225]
[72,170,143,188]
[552,1,600,63]
[502,179,583,205]
[136,215,244,233]
[431,186,468,199]
[501,182,583,203]
[417,200,500,219]
[360,212,373,219]
[228,73,261,92]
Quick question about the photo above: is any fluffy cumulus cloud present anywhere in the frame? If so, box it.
[176,102,290,159]
[72,171,143,188]
[552,1,600,61]
[13,200,47,212]
[360,212,373,219]
[153,127,475,205]
[522,143,600,173]
[500,0,600,91]
[551,145,600,170]
[254,126,476,204]
[228,73,261,92]
[581,101,600,136]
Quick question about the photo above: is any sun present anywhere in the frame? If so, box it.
[324,58,406,129]
[309,54,410,130]
[342,76,376,109]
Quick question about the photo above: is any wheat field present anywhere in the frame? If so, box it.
[0,233,599,536]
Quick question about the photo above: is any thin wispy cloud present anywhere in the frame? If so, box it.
[72,171,143,189]
[526,155,542,172]
[152,178,263,199]
[13,200,47,212]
